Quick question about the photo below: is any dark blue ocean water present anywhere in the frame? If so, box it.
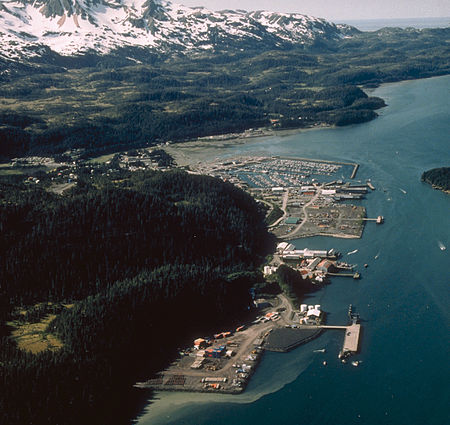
[137,75,450,425]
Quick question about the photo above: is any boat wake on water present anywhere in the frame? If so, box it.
[374,252,380,259]
[347,249,358,255]
[438,241,446,251]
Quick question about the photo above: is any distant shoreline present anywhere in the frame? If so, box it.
[164,75,450,170]
[337,17,450,32]
[163,124,332,168]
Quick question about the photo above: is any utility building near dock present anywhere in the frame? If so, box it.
[280,248,338,260]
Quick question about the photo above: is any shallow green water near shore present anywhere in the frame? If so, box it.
[136,75,450,425]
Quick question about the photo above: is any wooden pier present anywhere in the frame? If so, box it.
[320,323,361,354]
[296,322,362,356]
[327,272,361,279]
[363,215,384,224]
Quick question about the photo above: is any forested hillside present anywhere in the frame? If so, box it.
[421,167,450,192]
[1,27,449,159]
[0,170,274,424]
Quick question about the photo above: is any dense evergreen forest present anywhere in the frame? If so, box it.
[1,24,449,425]
[0,170,274,424]
[421,167,450,192]
[0,27,449,159]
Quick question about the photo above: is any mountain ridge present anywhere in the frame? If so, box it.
[0,0,358,60]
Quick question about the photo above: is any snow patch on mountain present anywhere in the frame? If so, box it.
[0,0,356,59]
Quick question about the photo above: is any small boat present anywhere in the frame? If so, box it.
[323,361,327,366]
[374,252,380,259]
[364,263,368,268]
[438,241,446,251]
[351,361,362,367]
[314,349,326,353]
[347,249,358,255]
[399,188,407,194]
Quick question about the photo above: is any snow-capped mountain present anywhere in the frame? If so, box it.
[0,0,357,60]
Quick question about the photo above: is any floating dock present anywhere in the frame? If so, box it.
[350,164,359,179]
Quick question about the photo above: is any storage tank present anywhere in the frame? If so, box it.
[300,304,308,313]
[315,305,321,311]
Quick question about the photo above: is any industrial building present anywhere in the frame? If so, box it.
[276,242,296,253]
[299,304,323,325]
[280,248,338,260]
[316,259,337,273]
[285,217,300,225]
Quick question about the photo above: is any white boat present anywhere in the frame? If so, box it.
[399,188,407,194]
[374,252,380,259]
[313,349,326,353]
[438,241,446,251]
[351,361,362,367]
[347,249,358,255]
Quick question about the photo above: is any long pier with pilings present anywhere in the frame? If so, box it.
[285,321,361,357]
[321,323,361,354]
[363,215,384,224]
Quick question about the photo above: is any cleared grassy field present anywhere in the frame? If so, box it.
[8,315,63,354]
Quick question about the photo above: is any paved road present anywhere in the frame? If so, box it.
[269,189,289,228]
[284,189,320,238]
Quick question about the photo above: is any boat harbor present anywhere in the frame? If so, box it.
[134,155,373,395]
[182,154,384,240]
